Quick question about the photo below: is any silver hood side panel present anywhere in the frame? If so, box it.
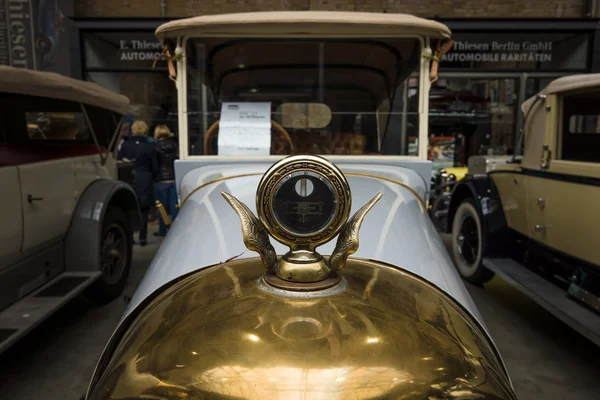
[122,160,483,327]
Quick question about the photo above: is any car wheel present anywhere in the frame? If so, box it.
[451,199,494,284]
[84,207,132,305]
[35,36,51,54]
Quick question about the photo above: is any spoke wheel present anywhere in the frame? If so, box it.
[101,224,127,285]
[84,207,133,305]
[457,216,479,265]
[451,199,494,284]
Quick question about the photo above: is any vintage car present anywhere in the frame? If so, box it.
[427,87,492,230]
[429,156,514,232]
[85,12,517,399]
[445,74,600,346]
[428,166,468,230]
[0,66,140,354]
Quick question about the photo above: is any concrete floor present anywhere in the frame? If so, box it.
[0,234,599,399]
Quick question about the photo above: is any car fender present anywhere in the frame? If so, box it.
[64,179,141,273]
[446,174,510,257]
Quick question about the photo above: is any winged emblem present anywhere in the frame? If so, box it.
[329,193,383,271]
[221,192,278,271]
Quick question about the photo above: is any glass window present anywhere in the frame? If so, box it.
[568,115,600,134]
[0,93,119,166]
[25,112,89,141]
[428,77,518,169]
[382,76,420,156]
[441,32,589,71]
[185,38,421,156]
[86,72,178,138]
[82,32,178,144]
[561,92,600,163]
[0,93,100,146]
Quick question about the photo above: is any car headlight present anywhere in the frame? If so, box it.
[440,171,456,185]
[438,169,447,182]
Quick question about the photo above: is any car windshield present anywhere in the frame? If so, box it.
[185,38,422,156]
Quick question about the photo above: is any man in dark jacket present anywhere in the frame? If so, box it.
[153,125,179,237]
[118,120,157,246]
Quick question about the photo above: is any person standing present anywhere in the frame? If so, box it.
[118,120,157,246]
[153,124,179,237]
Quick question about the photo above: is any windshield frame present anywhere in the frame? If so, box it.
[174,33,432,161]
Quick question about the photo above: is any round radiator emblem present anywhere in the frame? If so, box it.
[256,155,351,248]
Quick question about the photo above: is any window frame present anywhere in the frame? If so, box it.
[2,94,94,146]
[25,111,91,142]
[544,90,600,179]
[0,93,120,166]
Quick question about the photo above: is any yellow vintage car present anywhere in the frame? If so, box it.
[446,74,600,346]
[441,166,468,182]
[429,166,468,230]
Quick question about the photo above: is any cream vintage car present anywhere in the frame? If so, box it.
[85,12,517,399]
[446,74,600,346]
[0,66,140,354]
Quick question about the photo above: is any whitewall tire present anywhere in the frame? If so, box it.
[451,199,494,284]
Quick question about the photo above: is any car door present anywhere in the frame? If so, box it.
[526,90,600,267]
[16,106,93,254]
[18,159,76,254]
[489,167,530,237]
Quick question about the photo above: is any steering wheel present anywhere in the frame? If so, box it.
[203,119,294,155]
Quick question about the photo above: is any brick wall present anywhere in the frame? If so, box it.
[76,0,586,18]
[75,0,162,17]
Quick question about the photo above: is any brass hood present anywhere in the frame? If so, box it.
[88,257,515,400]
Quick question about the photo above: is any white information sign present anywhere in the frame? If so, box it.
[218,102,272,156]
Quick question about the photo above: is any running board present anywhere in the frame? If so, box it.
[483,257,600,346]
[0,271,101,355]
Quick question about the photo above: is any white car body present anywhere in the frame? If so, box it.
[86,12,516,400]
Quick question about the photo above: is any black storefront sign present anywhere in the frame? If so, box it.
[446,40,553,63]
[79,25,595,74]
[84,31,166,70]
[118,38,163,62]
[441,32,590,71]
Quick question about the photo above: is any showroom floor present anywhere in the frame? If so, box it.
[0,234,599,399]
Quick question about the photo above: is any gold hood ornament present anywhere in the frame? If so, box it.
[222,155,382,291]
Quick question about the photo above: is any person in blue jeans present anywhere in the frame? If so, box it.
[153,125,179,237]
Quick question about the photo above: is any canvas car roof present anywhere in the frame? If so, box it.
[155,11,451,41]
[522,73,600,115]
[0,66,130,114]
